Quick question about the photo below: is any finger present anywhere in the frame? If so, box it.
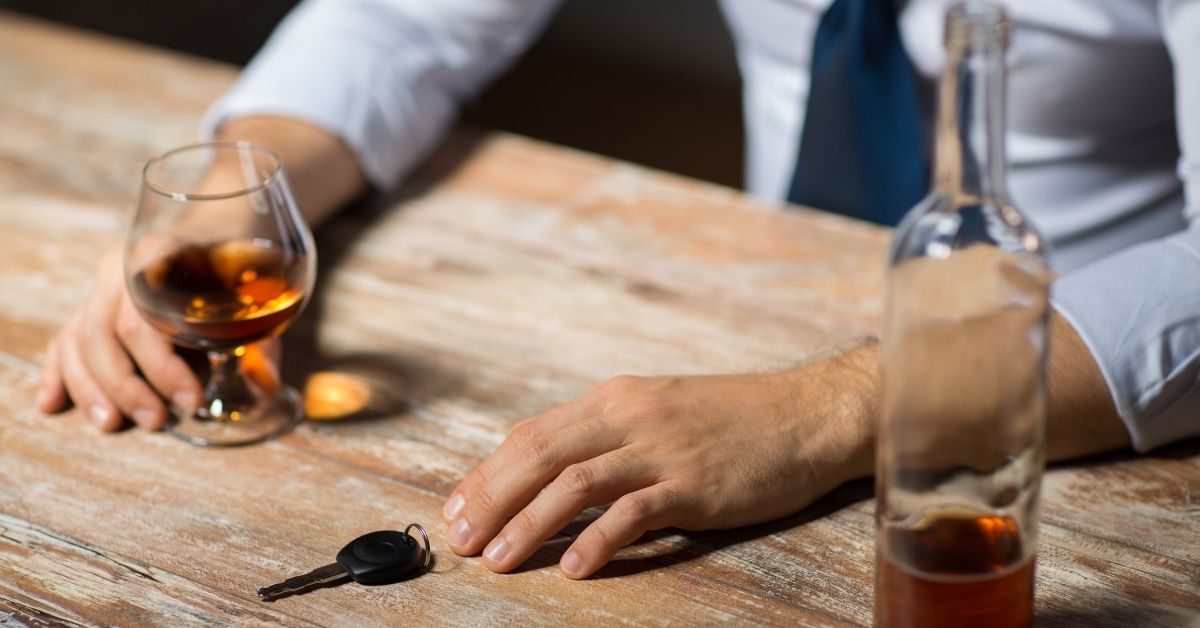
[36,339,69,413]
[82,326,168,430]
[559,482,683,580]
[481,449,651,573]
[58,331,122,432]
[116,297,201,413]
[442,383,614,520]
[445,413,620,556]
[443,392,602,519]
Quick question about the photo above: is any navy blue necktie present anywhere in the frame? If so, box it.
[787,0,929,225]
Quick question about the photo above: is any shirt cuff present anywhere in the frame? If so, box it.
[199,65,418,192]
[1052,228,1200,452]
[194,0,458,190]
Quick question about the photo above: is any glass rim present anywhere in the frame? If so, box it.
[142,140,284,201]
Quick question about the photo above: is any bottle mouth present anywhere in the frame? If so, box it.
[945,1,1010,50]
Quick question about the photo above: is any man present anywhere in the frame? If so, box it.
[37,0,1200,580]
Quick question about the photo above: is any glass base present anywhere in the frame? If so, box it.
[167,385,303,447]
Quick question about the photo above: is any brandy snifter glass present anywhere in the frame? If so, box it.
[125,141,316,447]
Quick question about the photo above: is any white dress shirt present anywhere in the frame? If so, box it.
[204,0,1200,452]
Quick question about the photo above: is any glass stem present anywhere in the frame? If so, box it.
[201,349,254,421]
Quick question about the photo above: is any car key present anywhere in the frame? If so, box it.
[258,523,431,601]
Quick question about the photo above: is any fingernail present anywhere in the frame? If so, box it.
[133,408,158,427]
[443,493,465,520]
[173,391,196,413]
[561,550,582,575]
[88,404,111,427]
[448,518,471,547]
[484,536,510,563]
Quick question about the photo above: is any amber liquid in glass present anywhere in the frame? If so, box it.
[130,239,305,350]
[875,513,1034,628]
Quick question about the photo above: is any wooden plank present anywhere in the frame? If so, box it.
[0,14,224,203]
[425,135,891,336]
[0,378,846,626]
[0,513,315,626]
[1041,448,1200,585]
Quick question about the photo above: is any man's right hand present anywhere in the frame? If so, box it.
[36,248,202,431]
[37,115,367,432]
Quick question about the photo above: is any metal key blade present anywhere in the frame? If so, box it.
[258,563,350,601]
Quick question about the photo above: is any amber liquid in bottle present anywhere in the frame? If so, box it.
[875,513,1034,628]
[129,239,306,349]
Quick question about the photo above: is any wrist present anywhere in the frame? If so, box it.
[785,343,879,483]
[217,115,367,227]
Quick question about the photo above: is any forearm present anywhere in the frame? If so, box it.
[1044,311,1130,460]
[815,309,1129,480]
[215,115,367,228]
[204,0,560,197]
[788,343,879,481]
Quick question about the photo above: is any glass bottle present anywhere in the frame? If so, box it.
[874,3,1050,627]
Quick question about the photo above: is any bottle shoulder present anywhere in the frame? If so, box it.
[887,192,1049,268]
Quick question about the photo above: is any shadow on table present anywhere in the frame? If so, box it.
[516,437,1200,579]
[1151,436,1200,460]
[514,477,875,578]
[276,130,489,424]
[1037,590,1195,627]
[1046,435,1200,472]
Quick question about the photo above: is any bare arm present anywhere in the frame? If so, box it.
[442,309,1130,580]
[216,115,368,228]
[1044,312,1130,460]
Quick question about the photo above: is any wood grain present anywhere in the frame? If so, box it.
[0,10,1197,626]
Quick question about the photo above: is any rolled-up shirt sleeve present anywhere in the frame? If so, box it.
[200,0,561,189]
[1052,0,1200,452]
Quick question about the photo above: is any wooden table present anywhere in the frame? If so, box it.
[1,12,1198,626]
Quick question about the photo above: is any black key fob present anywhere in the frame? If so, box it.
[336,529,425,585]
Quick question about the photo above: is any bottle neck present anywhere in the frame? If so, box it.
[932,37,1007,202]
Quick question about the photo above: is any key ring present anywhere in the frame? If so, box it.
[405,523,432,571]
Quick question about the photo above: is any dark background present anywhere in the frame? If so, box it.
[0,0,745,188]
